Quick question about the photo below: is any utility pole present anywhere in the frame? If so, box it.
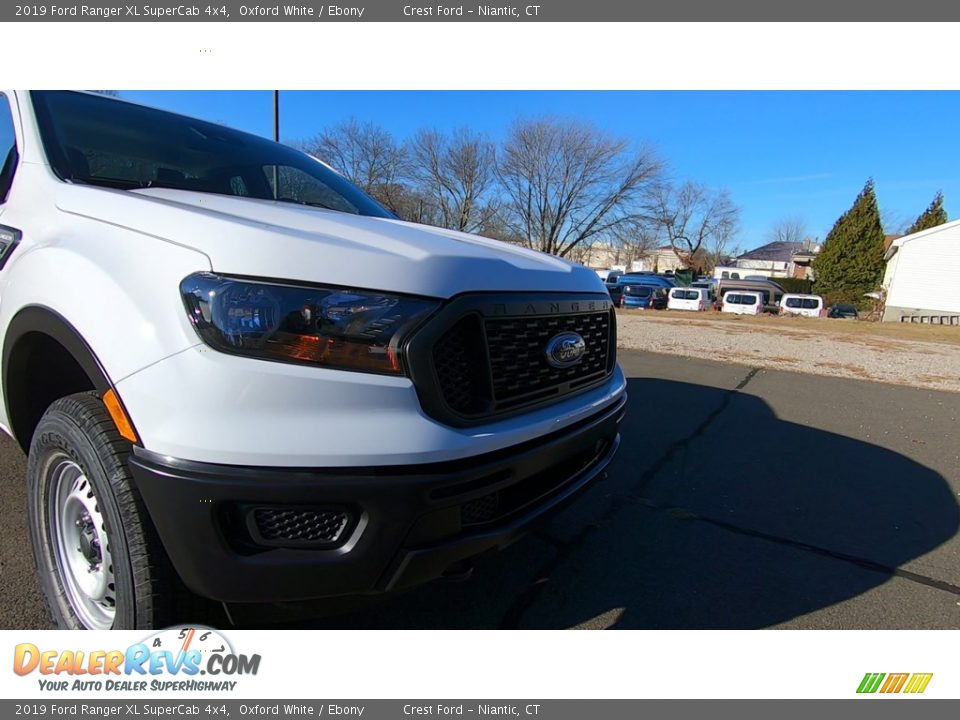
[272,90,279,198]
[273,90,280,142]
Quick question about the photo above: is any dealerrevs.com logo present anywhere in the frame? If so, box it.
[13,627,261,692]
[857,673,933,695]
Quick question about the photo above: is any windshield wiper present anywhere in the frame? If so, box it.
[273,196,339,212]
[71,177,194,193]
[139,179,198,192]
[73,175,208,194]
[70,176,142,191]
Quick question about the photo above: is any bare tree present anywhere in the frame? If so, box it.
[880,208,909,236]
[566,239,600,266]
[648,181,739,271]
[705,220,739,273]
[409,128,499,234]
[609,221,658,270]
[372,183,439,225]
[497,119,662,257]
[304,118,407,214]
[767,215,808,245]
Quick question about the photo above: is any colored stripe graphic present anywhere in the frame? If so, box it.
[880,673,909,693]
[904,674,933,694]
[857,673,886,693]
[857,672,932,694]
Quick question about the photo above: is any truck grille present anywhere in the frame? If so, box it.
[432,315,489,415]
[485,312,611,406]
[425,297,616,423]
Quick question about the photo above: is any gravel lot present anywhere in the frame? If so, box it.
[617,310,960,393]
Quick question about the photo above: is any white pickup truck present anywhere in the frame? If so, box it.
[0,90,626,629]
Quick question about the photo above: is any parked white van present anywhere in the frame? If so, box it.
[668,287,710,312]
[780,293,826,318]
[722,291,763,316]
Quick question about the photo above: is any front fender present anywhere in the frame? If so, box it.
[0,215,210,432]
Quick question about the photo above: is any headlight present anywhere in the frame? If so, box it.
[180,273,439,375]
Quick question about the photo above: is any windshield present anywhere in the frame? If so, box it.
[30,91,392,219]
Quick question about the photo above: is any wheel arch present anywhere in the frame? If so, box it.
[3,305,115,452]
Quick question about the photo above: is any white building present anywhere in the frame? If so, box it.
[581,244,687,274]
[883,220,960,323]
[646,245,686,274]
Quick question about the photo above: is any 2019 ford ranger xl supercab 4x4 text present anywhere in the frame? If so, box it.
[0,90,626,629]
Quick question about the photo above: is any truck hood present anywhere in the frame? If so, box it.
[56,185,605,298]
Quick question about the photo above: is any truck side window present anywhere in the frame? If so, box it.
[0,94,18,204]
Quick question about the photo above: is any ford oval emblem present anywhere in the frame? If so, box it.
[545,332,586,369]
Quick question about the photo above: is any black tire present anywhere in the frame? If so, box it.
[26,391,179,629]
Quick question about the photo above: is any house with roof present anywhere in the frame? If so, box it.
[713,240,820,280]
[735,241,803,277]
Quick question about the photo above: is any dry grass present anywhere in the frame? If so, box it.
[817,361,876,380]
[916,373,955,384]
[619,309,960,348]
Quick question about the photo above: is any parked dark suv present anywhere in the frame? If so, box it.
[607,273,674,306]
[828,304,859,319]
[619,284,668,309]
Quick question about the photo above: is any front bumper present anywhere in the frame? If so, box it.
[129,393,626,603]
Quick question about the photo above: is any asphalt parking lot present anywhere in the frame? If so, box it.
[2,350,959,629]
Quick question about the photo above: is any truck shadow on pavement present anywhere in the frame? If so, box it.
[518,375,960,628]
[290,375,960,629]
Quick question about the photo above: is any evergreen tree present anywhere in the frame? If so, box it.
[813,180,887,305]
[905,191,948,235]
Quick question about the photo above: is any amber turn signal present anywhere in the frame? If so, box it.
[103,388,139,444]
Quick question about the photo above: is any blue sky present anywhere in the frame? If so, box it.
[121,90,960,249]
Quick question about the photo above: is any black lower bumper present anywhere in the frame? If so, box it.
[129,394,625,603]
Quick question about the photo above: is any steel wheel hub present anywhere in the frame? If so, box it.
[49,459,116,629]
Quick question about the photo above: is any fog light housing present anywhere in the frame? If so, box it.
[245,505,355,548]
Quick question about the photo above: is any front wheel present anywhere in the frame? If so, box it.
[27,391,178,629]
